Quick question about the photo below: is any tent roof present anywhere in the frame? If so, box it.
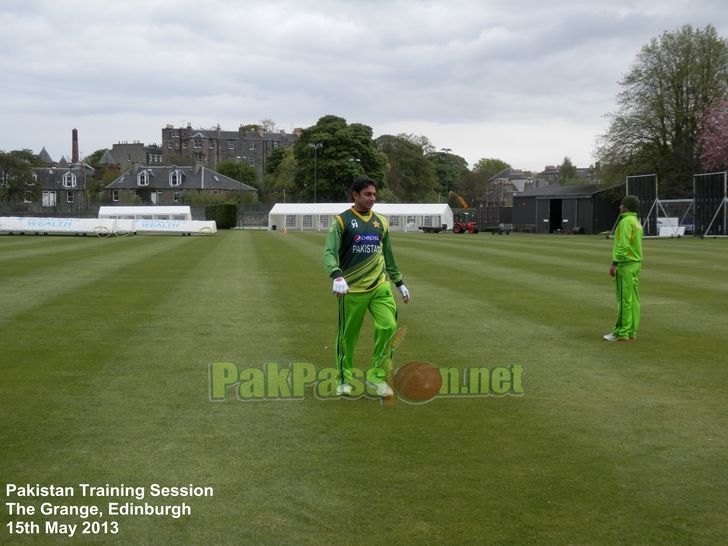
[99,206,191,217]
[269,203,452,215]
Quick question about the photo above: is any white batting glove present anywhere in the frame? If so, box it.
[397,284,410,303]
[332,276,349,296]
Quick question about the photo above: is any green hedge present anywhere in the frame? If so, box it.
[205,203,238,229]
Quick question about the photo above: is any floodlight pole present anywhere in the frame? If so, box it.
[349,158,361,183]
[308,143,322,203]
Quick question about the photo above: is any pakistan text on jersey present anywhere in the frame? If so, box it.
[352,244,382,254]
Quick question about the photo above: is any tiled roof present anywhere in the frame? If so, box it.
[105,165,258,192]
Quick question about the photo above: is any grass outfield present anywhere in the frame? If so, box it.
[1,231,727,544]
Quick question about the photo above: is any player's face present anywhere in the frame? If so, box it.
[353,185,376,212]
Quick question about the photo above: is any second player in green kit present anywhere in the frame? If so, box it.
[323,178,410,397]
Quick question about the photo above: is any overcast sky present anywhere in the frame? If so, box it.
[1,0,726,172]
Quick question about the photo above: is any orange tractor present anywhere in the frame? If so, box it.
[448,191,479,234]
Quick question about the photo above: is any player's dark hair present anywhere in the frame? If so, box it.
[351,177,378,200]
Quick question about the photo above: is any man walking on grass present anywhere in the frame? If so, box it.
[604,195,643,342]
[323,178,410,397]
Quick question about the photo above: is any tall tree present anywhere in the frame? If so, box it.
[216,159,258,187]
[0,151,37,203]
[473,158,511,179]
[426,150,469,198]
[451,171,489,206]
[559,156,577,184]
[376,134,440,202]
[264,147,299,203]
[293,115,387,202]
[597,25,728,196]
[699,98,728,171]
[84,149,107,167]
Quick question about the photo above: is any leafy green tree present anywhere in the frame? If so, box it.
[559,156,578,184]
[266,147,288,176]
[451,171,489,206]
[84,149,107,167]
[473,158,511,179]
[88,169,119,202]
[597,25,728,196]
[293,115,387,202]
[0,150,38,203]
[264,147,299,203]
[216,159,258,187]
[376,134,440,202]
[426,150,469,198]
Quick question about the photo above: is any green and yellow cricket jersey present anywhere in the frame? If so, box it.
[612,211,643,264]
[323,207,403,293]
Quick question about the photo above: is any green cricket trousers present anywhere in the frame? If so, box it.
[612,261,641,339]
[336,282,397,385]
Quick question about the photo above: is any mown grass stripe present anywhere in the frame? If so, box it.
[0,237,191,326]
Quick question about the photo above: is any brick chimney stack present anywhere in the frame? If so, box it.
[72,128,79,164]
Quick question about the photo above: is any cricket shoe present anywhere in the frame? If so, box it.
[367,381,394,397]
[603,333,630,342]
[336,383,353,396]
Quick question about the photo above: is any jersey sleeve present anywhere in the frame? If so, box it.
[323,216,344,278]
[379,215,404,286]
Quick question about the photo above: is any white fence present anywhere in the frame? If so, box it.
[0,217,216,236]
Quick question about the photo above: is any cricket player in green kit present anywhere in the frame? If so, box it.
[604,195,643,342]
[323,178,410,397]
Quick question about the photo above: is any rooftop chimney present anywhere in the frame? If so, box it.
[72,128,79,164]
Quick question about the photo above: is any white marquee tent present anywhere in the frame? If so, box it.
[98,206,192,220]
[268,203,454,232]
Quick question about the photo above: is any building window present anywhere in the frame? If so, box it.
[171,131,178,137]
[389,216,400,227]
[249,144,255,151]
[228,140,235,149]
[286,215,297,228]
[42,191,57,207]
[62,172,77,188]
[112,189,119,202]
[67,191,74,204]
[167,142,173,149]
[169,170,183,187]
[302,215,313,228]
[209,141,215,149]
[24,192,32,204]
[319,216,330,229]
[137,171,149,186]
[182,142,187,149]
[173,191,181,202]
[424,216,433,227]
[194,153,203,161]
[194,140,202,149]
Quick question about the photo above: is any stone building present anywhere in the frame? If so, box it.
[105,163,258,205]
[161,123,302,182]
